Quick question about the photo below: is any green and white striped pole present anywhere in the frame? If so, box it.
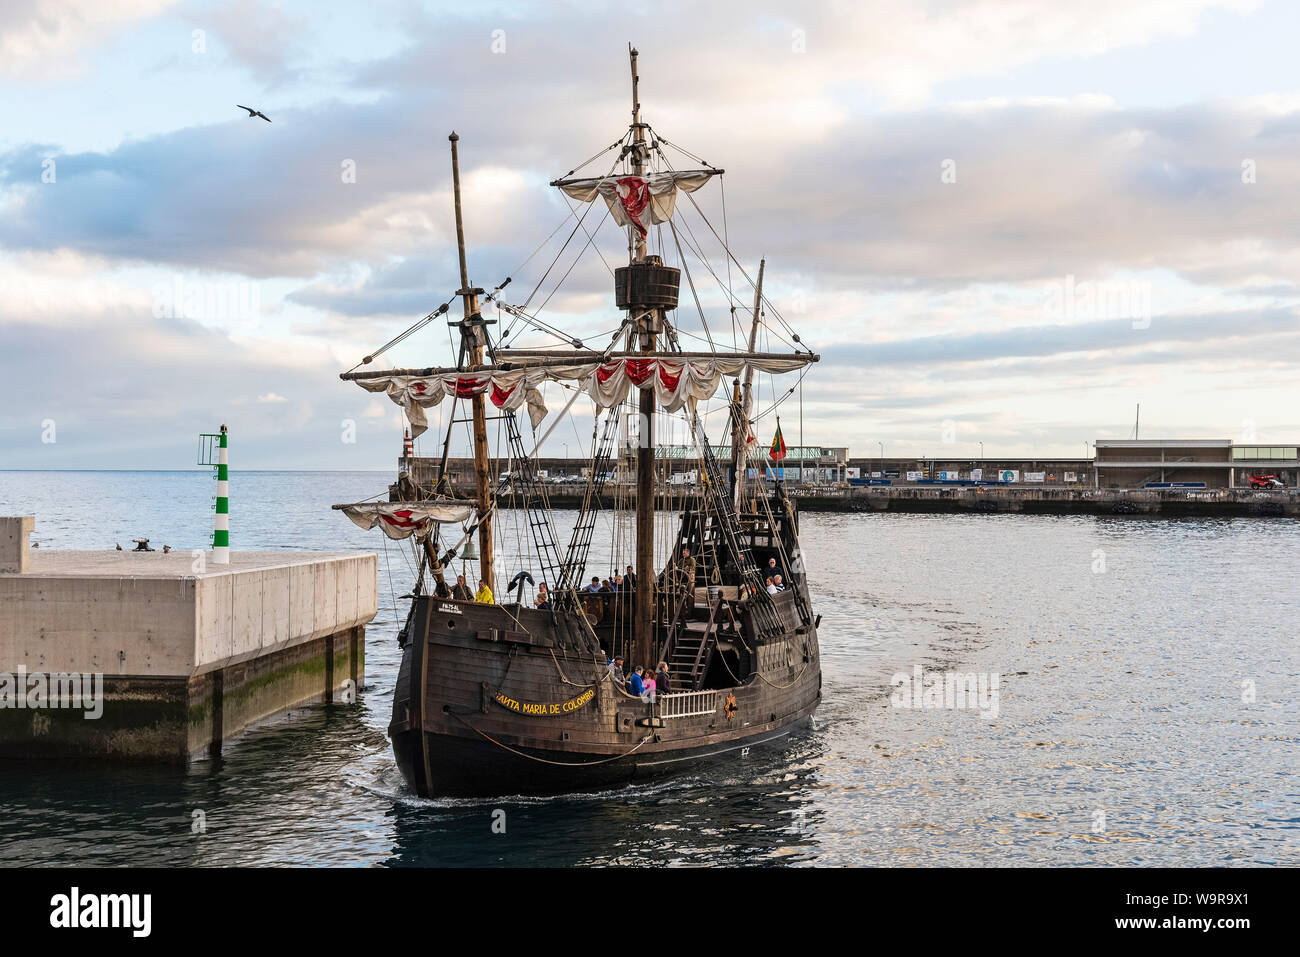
[213,424,229,564]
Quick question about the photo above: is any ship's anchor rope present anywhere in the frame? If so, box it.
[753,657,811,691]
[546,656,651,703]
[547,647,599,689]
[446,709,653,766]
[710,641,745,686]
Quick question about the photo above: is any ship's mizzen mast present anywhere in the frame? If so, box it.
[449,132,494,592]
[629,45,659,672]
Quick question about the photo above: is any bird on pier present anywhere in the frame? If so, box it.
[236,104,271,122]
[115,543,123,551]
[162,545,171,554]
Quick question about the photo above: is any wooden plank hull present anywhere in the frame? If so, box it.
[392,713,814,797]
[389,595,821,798]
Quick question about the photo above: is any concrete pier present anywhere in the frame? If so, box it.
[0,517,377,762]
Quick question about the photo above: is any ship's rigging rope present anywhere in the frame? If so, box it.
[666,218,715,351]
[648,129,815,357]
[515,145,625,314]
[347,119,825,685]
[446,707,654,767]
[343,294,457,375]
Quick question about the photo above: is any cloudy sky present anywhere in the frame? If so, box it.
[2,0,1298,469]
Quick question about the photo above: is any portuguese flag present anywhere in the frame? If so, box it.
[769,421,787,461]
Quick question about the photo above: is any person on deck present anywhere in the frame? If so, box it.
[765,577,778,595]
[623,565,637,591]
[642,669,657,702]
[433,574,451,599]
[766,556,782,582]
[672,547,697,611]
[656,661,672,694]
[586,576,602,594]
[475,579,494,604]
[628,667,646,698]
[771,574,786,592]
[534,582,550,609]
[607,655,625,686]
[452,574,473,601]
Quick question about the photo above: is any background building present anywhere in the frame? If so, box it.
[845,455,1093,485]
[401,438,1297,492]
[1094,440,1299,488]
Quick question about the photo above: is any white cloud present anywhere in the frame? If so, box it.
[0,0,1294,465]
[0,0,176,80]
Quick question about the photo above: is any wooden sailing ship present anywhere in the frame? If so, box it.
[335,48,822,797]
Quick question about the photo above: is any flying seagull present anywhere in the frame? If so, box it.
[236,104,271,122]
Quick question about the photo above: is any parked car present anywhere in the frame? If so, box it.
[1248,473,1285,489]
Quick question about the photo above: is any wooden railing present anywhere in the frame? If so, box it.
[658,690,719,720]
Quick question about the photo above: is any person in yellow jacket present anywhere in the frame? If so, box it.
[474,579,494,604]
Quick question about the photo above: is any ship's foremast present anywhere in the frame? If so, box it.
[449,132,495,592]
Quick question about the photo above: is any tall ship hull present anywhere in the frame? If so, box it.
[389,507,821,797]
[335,46,825,798]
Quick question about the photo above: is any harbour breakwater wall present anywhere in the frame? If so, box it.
[468,487,1300,517]
[791,486,1298,517]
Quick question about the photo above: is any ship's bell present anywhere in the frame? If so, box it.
[460,537,479,561]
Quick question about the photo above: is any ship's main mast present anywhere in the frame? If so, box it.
[629,47,659,670]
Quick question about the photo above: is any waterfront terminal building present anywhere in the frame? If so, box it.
[400,440,1296,492]
[1092,440,1299,489]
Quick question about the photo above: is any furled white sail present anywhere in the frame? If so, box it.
[555,171,716,237]
[586,356,807,412]
[350,355,813,437]
[339,501,476,541]
[352,371,551,437]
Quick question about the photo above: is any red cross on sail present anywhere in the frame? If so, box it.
[553,170,719,237]
[379,509,422,530]
[614,176,651,237]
